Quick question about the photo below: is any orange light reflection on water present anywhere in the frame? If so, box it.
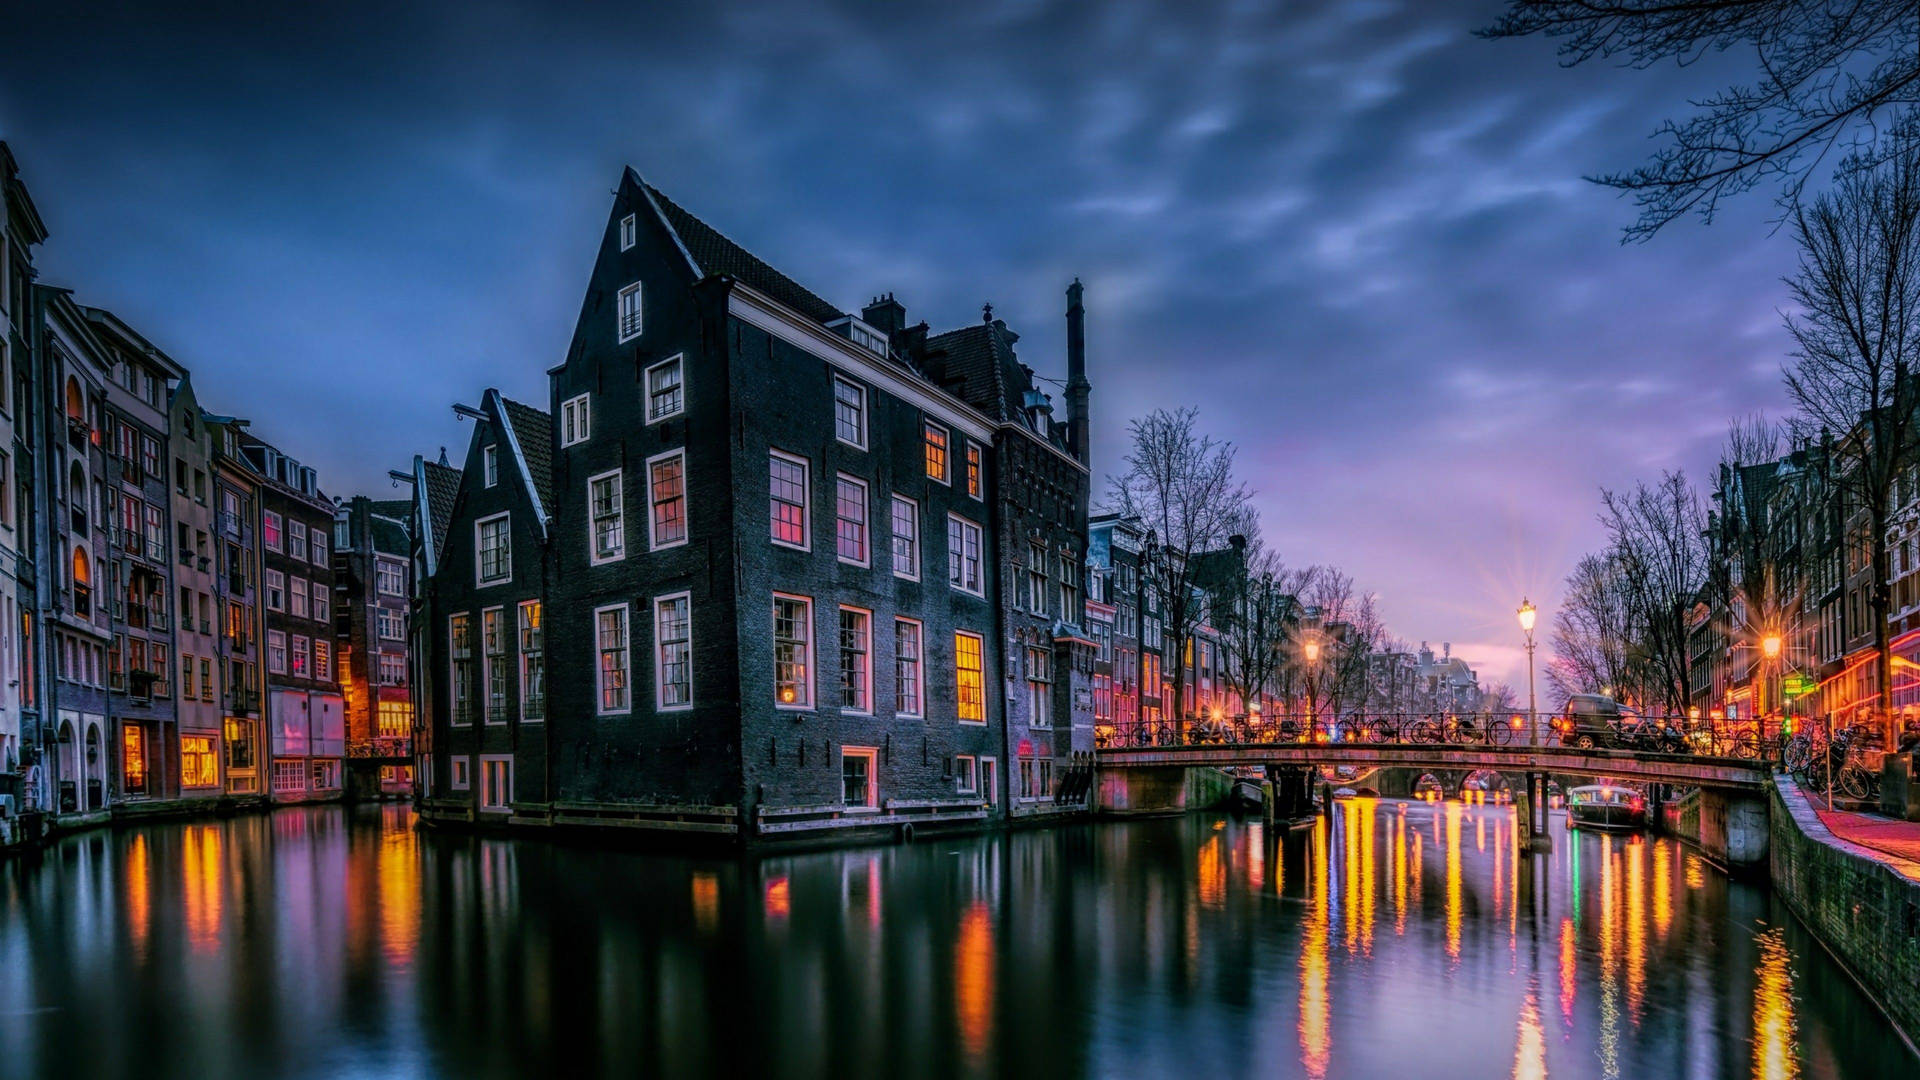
[955,901,994,1067]
[1299,816,1331,1080]
[1751,928,1801,1080]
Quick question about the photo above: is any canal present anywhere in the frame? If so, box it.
[0,799,1912,1079]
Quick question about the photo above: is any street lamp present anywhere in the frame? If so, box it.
[1760,633,1783,734]
[1303,636,1322,739]
[1517,599,1538,747]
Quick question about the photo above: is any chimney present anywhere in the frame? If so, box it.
[862,293,906,338]
[1065,278,1089,464]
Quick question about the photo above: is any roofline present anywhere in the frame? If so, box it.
[2,143,50,245]
[627,166,705,280]
[410,454,439,577]
[726,281,998,444]
[486,387,550,541]
[78,305,188,379]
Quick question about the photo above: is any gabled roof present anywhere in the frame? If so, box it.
[921,323,1019,423]
[637,176,845,325]
[419,457,461,572]
[499,395,553,515]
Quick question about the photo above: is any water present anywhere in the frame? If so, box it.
[0,799,1911,1079]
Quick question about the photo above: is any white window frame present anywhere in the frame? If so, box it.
[654,591,693,712]
[838,605,872,715]
[482,606,507,725]
[450,757,470,791]
[894,616,924,719]
[965,441,983,500]
[981,757,998,806]
[835,473,869,567]
[947,514,984,597]
[475,512,511,586]
[645,354,685,423]
[955,754,977,794]
[479,755,513,812]
[483,444,498,488]
[890,494,919,581]
[561,393,591,447]
[518,600,544,723]
[772,592,814,711]
[832,374,867,450]
[646,449,688,550]
[312,582,330,624]
[616,281,643,343]
[265,569,286,613]
[588,468,625,564]
[841,745,878,810]
[955,630,987,725]
[594,603,631,716]
[267,629,287,675]
[769,449,811,552]
[619,213,637,251]
[924,422,950,484]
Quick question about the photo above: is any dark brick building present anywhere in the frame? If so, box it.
[418,166,1092,844]
[334,494,415,797]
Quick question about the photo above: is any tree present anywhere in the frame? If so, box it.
[1548,552,1643,705]
[1111,408,1254,722]
[1600,471,1711,712]
[1781,146,1920,750]
[1296,570,1387,721]
[1483,1,1920,239]
[1214,539,1317,717]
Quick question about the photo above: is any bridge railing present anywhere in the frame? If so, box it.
[1094,711,1833,763]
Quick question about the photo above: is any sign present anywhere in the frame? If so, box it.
[1781,673,1814,700]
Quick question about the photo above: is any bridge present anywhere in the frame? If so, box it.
[1090,719,1776,869]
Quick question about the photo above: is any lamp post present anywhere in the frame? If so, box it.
[1761,633,1782,732]
[1304,636,1321,739]
[1518,599,1538,747]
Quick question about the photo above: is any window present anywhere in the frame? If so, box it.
[450,758,470,791]
[838,607,871,713]
[619,213,637,250]
[262,511,282,552]
[481,757,513,811]
[377,608,405,640]
[1058,551,1079,624]
[773,594,812,709]
[895,618,923,718]
[312,639,331,681]
[655,593,691,710]
[924,422,949,483]
[290,635,310,679]
[589,470,624,562]
[267,630,287,675]
[955,754,977,795]
[617,282,643,342]
[450,614,473,723]
[835,475,869,565]
[981,758,998,806]
[180,736,218,788]
[289,520,307,561]
[841,747,877,809]
[273,760,305,794]
[378,652,407,685]
[833,376,866,449]
[561,394,591,446]
[1028,646,1052,728]
[770,451,809,549]
[180,653,195,700]
[1028,544,1049,616]
[956,631,986,723]
[890,495,919,580]
[377,559,406,597]
[310,529,327,565]
[289,576,309,619]
[596,605,630,714]
[647,451,686,548]
[516,601,543,721]
[482,608,507,723]
[483,444,498,488]
[378,700,412,738]
[199,657,213,703]
[947,515,983,595]
[476,513,511,584]
[965,442,982,499]
[646,355,683,422]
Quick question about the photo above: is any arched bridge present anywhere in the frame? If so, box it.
[1094,741,1770,791]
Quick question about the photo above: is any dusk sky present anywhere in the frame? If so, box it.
[2,1,1800,693]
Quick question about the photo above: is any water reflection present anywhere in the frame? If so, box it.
[0,799,1909,1080]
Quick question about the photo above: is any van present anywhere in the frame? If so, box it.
[1559,694,1637,749]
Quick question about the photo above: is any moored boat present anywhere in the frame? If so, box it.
[1566,784,1646,831]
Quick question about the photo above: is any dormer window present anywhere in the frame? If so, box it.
[619,214,637,251]
[827,316,888,356]
[617,282,642,343]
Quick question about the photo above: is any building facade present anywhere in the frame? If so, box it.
[0,144,44,829]
[335,494,416,797]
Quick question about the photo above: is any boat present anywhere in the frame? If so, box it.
[1565,784,1647,831]
[1228,777,1267,816]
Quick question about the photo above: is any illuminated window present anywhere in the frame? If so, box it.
[835,475,868,565]
[770,451,809,549]
[895,618,923,717]
[121,725,148,796]
[377,700,413,738]
[965,442,982,499]
[924,423,949,483]
[648,451,687,548]
[519,601,544,721]
[890,495,918,580]
[482,608,507,723]
[589,470,624,562]
[290,634,309,679]
[263,511,282,551]
[647,355,684,422]
[956,631,985,723]
[773,594,812,708]
[595,604,630,714]
[180,735,218,788]
[312,638,330,682]
[655,593,691,710]
[838,607,871,713]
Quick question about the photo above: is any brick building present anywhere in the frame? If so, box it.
[334,494,415,797]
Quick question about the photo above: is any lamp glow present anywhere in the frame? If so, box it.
[1517,598,1537,634]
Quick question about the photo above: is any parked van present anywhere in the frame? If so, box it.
[1559,694,1637,749]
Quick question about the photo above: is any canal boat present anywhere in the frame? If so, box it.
[1228,776,1267,816]
[1565,784,1647,831]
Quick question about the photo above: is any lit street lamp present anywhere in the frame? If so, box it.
[1517,599,1538,748]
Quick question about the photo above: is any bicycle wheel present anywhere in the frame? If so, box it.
[1838,764,1872,802]
[1410,720,1441,744]
[1486,720,1513,745]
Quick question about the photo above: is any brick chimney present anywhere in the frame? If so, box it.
[862,293,907,338]
[1065,278,1089,464]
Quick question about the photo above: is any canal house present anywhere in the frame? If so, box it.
[418,166,1093,842]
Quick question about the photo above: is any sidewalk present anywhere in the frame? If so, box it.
[1789,779,1920,882]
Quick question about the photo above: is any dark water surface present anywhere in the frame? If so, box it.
[0,800,1911,1079]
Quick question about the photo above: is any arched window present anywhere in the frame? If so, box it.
[65,376,84,422]
[68,462,86,532]
[71,545,92,617]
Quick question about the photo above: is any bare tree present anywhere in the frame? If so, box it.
[1782,146,1920,750]
[1296,570,1387,721]
[1481,682,1521,715]
[1548,552,1643,704]
[1111,408,1254,722]
[1601,471,1711,712]
[1705,415,1788,676]
[1483,2,1920,239]
[1214,537,1317,717]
